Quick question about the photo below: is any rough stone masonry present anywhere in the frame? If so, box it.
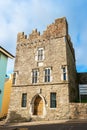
[7,17,87,123]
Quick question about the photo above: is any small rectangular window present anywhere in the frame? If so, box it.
[13,72,17,85]
[50,93,56,108]
[63,67,66,80]
[38,48,44,61]
[44,68,51,82]
[61,66,67,81]
[21,93,27,107]
[32,69,38,83]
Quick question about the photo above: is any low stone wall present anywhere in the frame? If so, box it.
[69,103,87,119]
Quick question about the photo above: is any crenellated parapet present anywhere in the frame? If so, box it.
[43,17,68,39]
[29,29,40,40]
[17,17,68,43]
[17,32,27,42]
[17,29,40,43]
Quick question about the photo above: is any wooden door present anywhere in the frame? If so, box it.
[34,95,43,115]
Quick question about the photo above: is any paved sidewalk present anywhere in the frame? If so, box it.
[0,119,68,127]
[0,119,87,128]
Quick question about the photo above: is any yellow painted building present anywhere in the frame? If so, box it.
[0,75,13,118]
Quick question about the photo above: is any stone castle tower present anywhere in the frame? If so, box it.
[7,17,79,122]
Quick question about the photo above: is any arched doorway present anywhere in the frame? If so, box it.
[33,95,43,115]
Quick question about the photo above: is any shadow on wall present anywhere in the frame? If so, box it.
[8,111,31,123]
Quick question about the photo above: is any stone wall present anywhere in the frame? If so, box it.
[65,36,79,102]
[69,103,87,119]
[7,83,70,122]
[7,17,79,123]
[15,37,67,85]
[17,17,68,43]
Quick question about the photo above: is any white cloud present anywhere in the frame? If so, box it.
[0,0,87,73]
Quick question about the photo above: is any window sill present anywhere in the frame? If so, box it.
[50,108,57,110]
[37,60,44,62]
[32,83,38,85]
[44,81,52,83]
[21,107,27,110]
[61,80,68,82]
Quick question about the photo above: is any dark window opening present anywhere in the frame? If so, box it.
[21,93,27,107]
[63,67,66,80]
[50,93,56,108]
[38,49,43,61]
[32,70,38,83]
[44,68,51,82]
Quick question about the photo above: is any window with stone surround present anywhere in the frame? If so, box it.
[44,68,51,82]
[35,48,44,62]
[61,66,67,81]
[21,93,27,107]
[32,69,38,83]
[50,93,56,108]
[38,48,44,61]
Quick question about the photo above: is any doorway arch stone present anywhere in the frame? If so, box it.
[30,94,47,117]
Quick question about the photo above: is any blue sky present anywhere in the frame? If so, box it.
[0,0,87,74]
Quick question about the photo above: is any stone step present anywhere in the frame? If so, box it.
[30,116,45,122]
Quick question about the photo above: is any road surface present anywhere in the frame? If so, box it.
[0,120,87,130]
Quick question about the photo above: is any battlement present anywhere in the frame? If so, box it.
[43,17,68,39]
[17,17,68,42]
[17,32,27,42]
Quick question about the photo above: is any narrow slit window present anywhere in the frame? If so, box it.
[13,72,17,85]
[50,93,56,108]
[61,66,67,81]
[63,67,66,80]
[21,93,27,107]
[38,48,44,61]
[44,68,51,82]
[32,69,38,83]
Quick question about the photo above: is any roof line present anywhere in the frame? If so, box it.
[0,46,15,59]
